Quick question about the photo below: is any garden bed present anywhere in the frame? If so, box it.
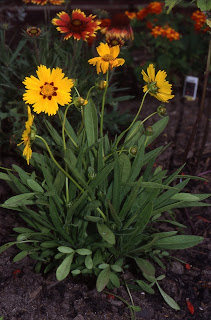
[0,90,210,320]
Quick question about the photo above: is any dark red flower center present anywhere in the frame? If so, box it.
[40,82,58,100]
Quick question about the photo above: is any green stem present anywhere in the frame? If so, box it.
[142,111,158,124]
[35,135,106,220]
[113,90,149,150]
[100,70,109,138]
[86,86,95,100]
[103,290,136,320]
[74,86,80,97]
[35,135,83,193]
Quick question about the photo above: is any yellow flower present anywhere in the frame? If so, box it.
[23,65,74,116]
[141,64,174,103]
[88,42,125,74]
[17,106,34,165]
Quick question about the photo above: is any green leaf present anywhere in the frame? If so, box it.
[109,272,120,288]
[27,179,44,193]
[154,235,203,250]
[119,154,131,183]
[3,192,36,206]
[85,255,93,269]
[84,99,98,146]
[57,246,75,254]
[136,280,155,294]
[97,223,116,245]
[0,172,11,181]
[197,0,211,11]
[156,281,180,310]
[76,248,92,255]
[111,264,122,272]
[165,0,182,13]
[171,193,201,201]
[89,162,114,190]
[135,258,155,277]
[96,267,110,292]
[13,251,28,262]
[56,253,74,281]
[98,263,110,269]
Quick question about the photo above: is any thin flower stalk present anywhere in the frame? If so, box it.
[100,70,109,138]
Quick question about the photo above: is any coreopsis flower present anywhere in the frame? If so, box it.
[147,1,164,14]
[106,35,125,47]
[88,42,125,74]
[104,13,134,40]
[98,18,111,34]
[17,106,35,165]
[52,9,100,41]
[49,0,64,4]
[31,0,48,4]
[26,26,41,37]
[141,64,174,103]
[23,65,74,116]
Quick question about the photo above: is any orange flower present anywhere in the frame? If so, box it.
[151,25,180,41]
[191,10,210,32]
[125,11,137,20]
[31,0,48,4]
[147,1,164,14]
[136,8,148,20]
[52,9,100,41]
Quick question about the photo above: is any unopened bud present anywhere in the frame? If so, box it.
[129,146,138,156]
[157,105,167,117]
[145,126,154,136]
[88,166,96,180]
[95,80,107,91]
[71,78,78,86]
[30,126,36,141]
[74,97,88,108]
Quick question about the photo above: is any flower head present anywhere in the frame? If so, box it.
[23,65,73,116]
[104,13,134,40]
[88,42,125,74]
[125,11,137,20]
[31,0,48,5]
[17,106,35,165]
[106,35,125,47]
[141,64,174,102]
[147,2,164,14]
[52,9,100,41]
[26,26,41,37]
[191,10,210,32]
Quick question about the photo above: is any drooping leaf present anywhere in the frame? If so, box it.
[156,281,180,310]
[154,235,203,250]
[56,253,74,281]
[97,223,116,245]
[96,267,110,292]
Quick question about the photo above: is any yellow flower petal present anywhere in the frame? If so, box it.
[97,42,110,56]
[147,64,155,82]
[110,45,120,59]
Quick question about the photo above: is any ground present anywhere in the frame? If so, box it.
[0,88,210,320]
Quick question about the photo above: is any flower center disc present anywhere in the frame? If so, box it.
[72,19,82,26]
[102,54,114,61]
[41,83,54,96]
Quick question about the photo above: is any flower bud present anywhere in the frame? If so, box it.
[145,126,154,136]
[157,105,167,117]
[129,146,138,156]
[88,166,96,180]
[95,80,107,91]
[26,26,41,37]
[30,126,36,141]
[147,81,157,93]
[71,78,78,86]
[74,97,88,108]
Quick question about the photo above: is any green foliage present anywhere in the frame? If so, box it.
[0,92,209,310]
[0,2,210,312]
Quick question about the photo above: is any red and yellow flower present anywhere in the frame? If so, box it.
[52,9,100,41]
[125,11,137,20]
[147,1,164,14]
[104,12,134,40]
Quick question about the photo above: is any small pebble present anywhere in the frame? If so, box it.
[170,262,184,275]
